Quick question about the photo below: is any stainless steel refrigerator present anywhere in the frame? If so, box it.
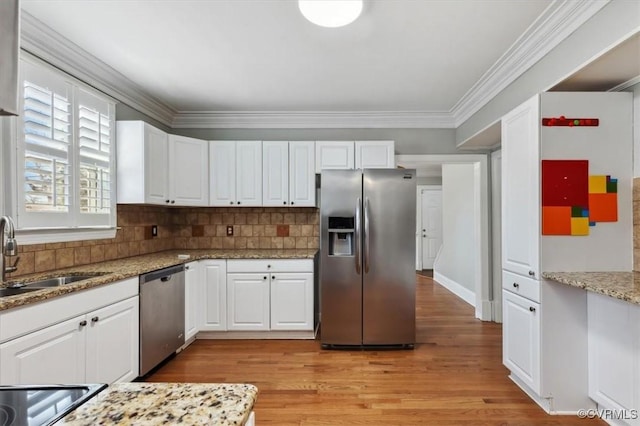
[320,169,416,348]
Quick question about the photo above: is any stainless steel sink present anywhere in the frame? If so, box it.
[23,275,100,288]
[0,287,41,297]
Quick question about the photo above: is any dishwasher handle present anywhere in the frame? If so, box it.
[139,264,185,284]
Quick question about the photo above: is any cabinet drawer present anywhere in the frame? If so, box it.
[503,270,539,303]
[227,259,313,273]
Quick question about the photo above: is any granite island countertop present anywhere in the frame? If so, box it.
[59,382,258,425]
[542,271,640,305]
[0,249,317,312]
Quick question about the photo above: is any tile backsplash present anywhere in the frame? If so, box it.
[9,205,319,278]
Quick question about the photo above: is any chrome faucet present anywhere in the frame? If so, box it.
[0,216,19,282]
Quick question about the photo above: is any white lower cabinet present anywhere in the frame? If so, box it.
[184,261,200,340]
[588,292,640,425]
[200,259,227,331]
[0,294,139,385]
[224,259,315,333]
[0,278,139,385]
[227,273,270,331]
[270,273,313,331]
[503,289,540,393]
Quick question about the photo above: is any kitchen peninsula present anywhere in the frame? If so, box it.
[59,382,258,426]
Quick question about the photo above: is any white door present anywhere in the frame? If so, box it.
[501,95,540,279]
[227,273,270,331]
[0,315,86,385]
[236,141,262,206]
[184,261,200,340]
[270,272,314,330]
[169,135,209,206]
[85,297,139,383]
[144,123,169,204]
[263,141,289,206]
[502,290,540,394]
[420,188,442,269]
[201,259,227,331]
[289,141,315,206]
[209,140,236,206]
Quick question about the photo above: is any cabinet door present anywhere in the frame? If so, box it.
[263,141,289,206]
[144,123,169,204]
[184,261,200,340]
[315,141,354,173]
[227,273,270,331]
[0,316,86,385]
[168,135,209,206]
[236,141,262,206]
[201,259,227,331]
[210,140,237,206]
[502,290,540,394]
[355,141,394,169]
[588,292,637,414]
[289,141,315,207]
[85,297,139,384]
[270,272,314,330]
[501,96,540,279]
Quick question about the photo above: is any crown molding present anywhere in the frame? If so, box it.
[20,12,176,126]
[451,0,610,127]
[171,111,456,129]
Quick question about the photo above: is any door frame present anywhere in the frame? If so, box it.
[397,154,491,321]
[415,185,442,271]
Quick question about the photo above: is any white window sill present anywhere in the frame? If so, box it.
[16,227,117,245]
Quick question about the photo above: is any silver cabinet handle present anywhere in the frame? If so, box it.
[364,197,370,273]
[354,197,361,274]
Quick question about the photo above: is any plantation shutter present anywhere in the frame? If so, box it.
[18,60,73,228]
[76,89,114,227]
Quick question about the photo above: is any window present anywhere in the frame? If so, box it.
[14,57,116,240]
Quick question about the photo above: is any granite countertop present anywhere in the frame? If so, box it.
[0,249,317,312]
[59,382,258,425]
[542,271,640,305]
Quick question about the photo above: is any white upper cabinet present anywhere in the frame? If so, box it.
[168,135,209,206]
[117,121,209,206]
[316,141,395,172]
[263,141,315,207]
[501,96,540,279]
[315,141,354,173]
[210,141,262,206]
[355,141,395,169]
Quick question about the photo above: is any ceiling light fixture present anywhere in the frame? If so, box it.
[298,0,363,28]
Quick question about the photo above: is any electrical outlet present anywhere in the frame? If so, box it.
[151,225,158,237]
[226,225,234,236]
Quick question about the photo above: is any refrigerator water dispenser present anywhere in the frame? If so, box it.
[328,217,354,256]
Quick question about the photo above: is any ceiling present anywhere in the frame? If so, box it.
[21,0,555,123]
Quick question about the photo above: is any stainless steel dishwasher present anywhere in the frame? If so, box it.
[139,264,185,376]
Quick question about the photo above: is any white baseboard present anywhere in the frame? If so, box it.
[197,330,316,340]
[433,271,475,307]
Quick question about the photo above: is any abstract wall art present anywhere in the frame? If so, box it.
[541,160,618,236]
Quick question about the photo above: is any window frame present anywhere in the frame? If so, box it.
[9,55,116,244]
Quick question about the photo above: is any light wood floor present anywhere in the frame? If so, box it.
[147,274,604,425]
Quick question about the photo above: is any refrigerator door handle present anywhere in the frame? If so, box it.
[355,197,362,274]
[364,197,370,273]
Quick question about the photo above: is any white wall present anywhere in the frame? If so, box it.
[434,163,477,305]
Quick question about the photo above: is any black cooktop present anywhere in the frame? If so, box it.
[0,384,107,426]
